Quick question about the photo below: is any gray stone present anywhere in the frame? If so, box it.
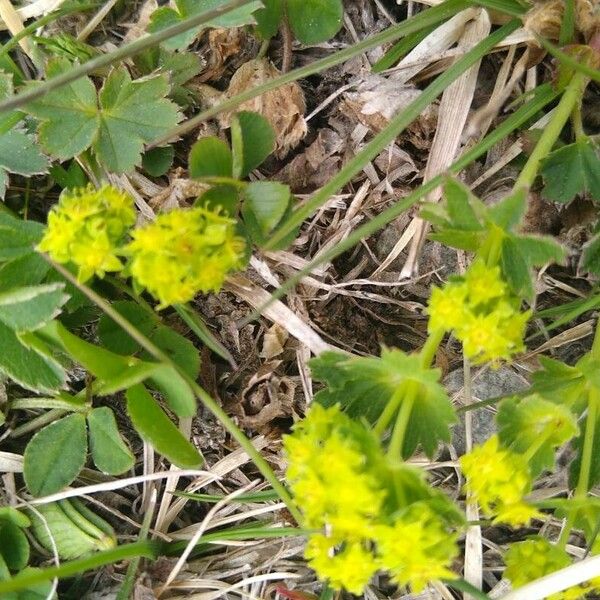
[446,366,529,455]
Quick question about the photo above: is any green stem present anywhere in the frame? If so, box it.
[572,102,586,140]
[576,388,599,498]
[514,70,588,191]
[44,257,302,524]
[420,328,444,368]
[388,382,418,459]
[373,387,405,437]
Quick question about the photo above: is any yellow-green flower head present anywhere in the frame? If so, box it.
[459,435,539,526]
[426,260,530,365]
[38,185,135,282]
[376,503,458,592]
[126,206,246,308]
[305,536,379,595]
[505,538,600,600]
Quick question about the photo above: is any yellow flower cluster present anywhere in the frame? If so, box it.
[284,404,458,594]
[38,185,135,282]
[427,261,530,364]
[126,207,245,308]
[460,435,539,526]
[505,538,600,599]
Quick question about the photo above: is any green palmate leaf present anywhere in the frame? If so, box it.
[196,184,239,215]
[26,61,181,173]
[501,235,533,299]
[231,111,275,177]
[189,137,233,178]
[443,177,481,230]
[254,0,283,39]
[498,394,578,476]
[530,355,588,412]
[542,138,600,203]
[487,189,527,230]
[0,73,48,197]
[242,181,290,235]
[87,407,134,475]
[0,521,29,571]
[311,349,456,458]
[287,0,343,44]
[24,413,87,496]
[149,0,262,50]
[97,300,155,356]
[0,322,65,393]
[0,284,68,332]
[126,384,202,468]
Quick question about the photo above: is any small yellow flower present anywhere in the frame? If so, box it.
[464,261,506,306]
[376,503,458,592]
[126,206,246,308]
[460,435,539,526]
[305,536,379,595]
[38,185,135,282]
[427,283,469,333]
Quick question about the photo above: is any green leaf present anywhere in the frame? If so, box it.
[442,178,481,231]
[232,111,275,177]
[148,0,262,50]
[24,414,87,497]
[0,213,43,262]
[311,349,456,458]
[142,146,174,177]
[0,284,68,332]
[428,229,483,251]
[0,508,30,529]
[196,184,240,215]
[26,59,99,160]
[189,137,233,179]
[26,62,181,173]
[148,326,200,380]
[287,0,343,44]
[242,181,290,236]
[513,234,566,267]
[96,68,182,173]
[541,139,600,203]
[0,522,29,571]
[87,407,134,475]
[254,0,283,39]
[501,235,533,299]
[498,394,578,476]
[487,189,526,230]
[40,320,158,394]
[149,365,196,418]
[581,232,600,276]
[96,300,155,356]
[0,322,65,393]
[126,385,202,468]
[0,252,50,293]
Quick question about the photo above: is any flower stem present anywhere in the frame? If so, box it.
[420,328,444,368]
[388,382,418,459]
[514,71,588,191]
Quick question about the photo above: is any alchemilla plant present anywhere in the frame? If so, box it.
[1,0,600,598]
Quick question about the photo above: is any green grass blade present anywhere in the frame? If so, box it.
[0,541,162,594]
[265,19,521,250]
[467,0,527,16]
[240,81,558,323]
[150,0,467,148]
[0,0,256,114]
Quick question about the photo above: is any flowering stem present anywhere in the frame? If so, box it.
[514,70,588,191]
[44,257,303,525]
[388,382,418,459]
[374,387,404,437]
[420,328,444,368]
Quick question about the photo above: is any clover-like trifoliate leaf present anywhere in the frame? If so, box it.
[0,73,48,197]
[498,394,578,476]
[542,138,600,204]
[26,61,181,173]
[311,348,456,458]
